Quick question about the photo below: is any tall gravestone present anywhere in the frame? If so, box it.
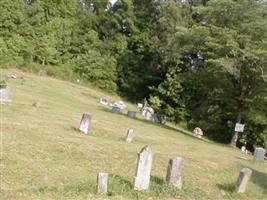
[254,147,266,162]
[97,172,108,194]
[126,129,134,143]
[79,113,91,134]
[0,87,10,103]
[235,168,252,193]
[133,145,153,190]
[166,157,184,189]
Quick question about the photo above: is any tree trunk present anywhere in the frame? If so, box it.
[230,112,242,147]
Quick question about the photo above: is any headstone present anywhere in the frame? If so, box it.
[127,111,136,118]
[133,145,153,190]
[126,129,134,143]
[97,172,108,194]
[235,168,252,193]
[254,147,266,162]
[142,107,154,121]
[79,113,91,134]
[193,127,203,139]
[166,157,184,189]
[111,106,121,113]
[99,97,108,105]
[137,103,143,111]
[0,87,10,103]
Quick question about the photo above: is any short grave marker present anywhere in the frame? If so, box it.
[166,157,184,189]
[236,168,252,193]
[79,113,91,134]
[126,129,134,143]
[254,147,266,162]
[97,172,108,194]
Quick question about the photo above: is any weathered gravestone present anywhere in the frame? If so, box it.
[133,145,153,190]
[97,172,108,194]
[99,97,108,105]
[0,87,10,103]
[166,157,184,189]
[235,168,252,193]
[79,113,91,134]
[126,129,134,143]
[193,127,203,139]
[254,147,266,162]
[127,111,136,118]
[111,106,121,113]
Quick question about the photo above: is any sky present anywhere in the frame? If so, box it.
[109,0,118,6]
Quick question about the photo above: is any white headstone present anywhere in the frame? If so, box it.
[236,168,252,193]
[166,157,184,189]
[99,97,108,105]
[0,87,10,102]
[254,147,266,162]
[126,129,134,143]
[133,145,153,190]
[79,113,91,134]
[193,127,203,139]
[97,172,108,194]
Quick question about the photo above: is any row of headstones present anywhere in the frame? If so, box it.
[80,113,135,142]
[97,145,183,194]
[79,113,266,162]
[79,114,254,194]
[97,145,253,194]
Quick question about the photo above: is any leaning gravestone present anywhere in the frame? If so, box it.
[0,86,10,103]
[133,145,153,190]
[166,157,184,189]
[235,168,252,193]
[254,147,266,162]
[127,111,136,118]
[79,113,91,134]
[97,172,108,194]
[126,129,134,143]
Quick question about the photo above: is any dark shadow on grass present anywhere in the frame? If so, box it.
[251,167,267,191]
[217,183,235,193]
[109,174,132,188]
[71,126,80,132]
[151,176,165,186]
[107,174,133,197]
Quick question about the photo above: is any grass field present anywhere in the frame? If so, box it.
[1,69,266,200]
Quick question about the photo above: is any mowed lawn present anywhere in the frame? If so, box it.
[1,69,266,200]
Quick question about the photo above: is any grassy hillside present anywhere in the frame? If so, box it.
[1,69,266,200]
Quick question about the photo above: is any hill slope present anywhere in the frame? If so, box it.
[1,69,266,200]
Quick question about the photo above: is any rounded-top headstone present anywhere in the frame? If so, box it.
[236,168,252,193]
[254,147,266,162]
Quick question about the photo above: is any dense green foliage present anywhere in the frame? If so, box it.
[0,0,266,148]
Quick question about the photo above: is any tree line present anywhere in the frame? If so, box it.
[0,0,266,149]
